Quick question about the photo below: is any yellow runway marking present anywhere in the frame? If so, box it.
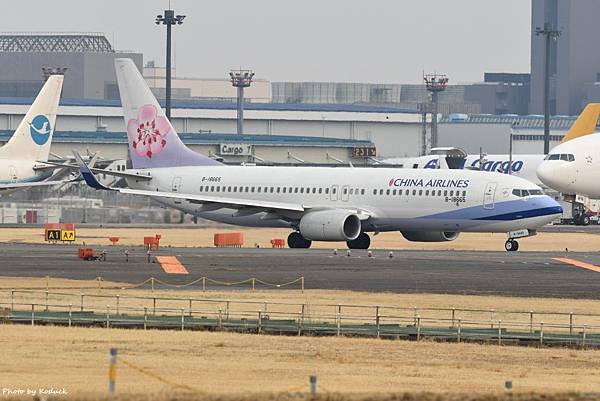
[553,257,600,273]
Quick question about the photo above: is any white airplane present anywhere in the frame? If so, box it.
[537,104,600,198]
[384,152,545,186]
[0,74,65,194]
[78,58,562,251]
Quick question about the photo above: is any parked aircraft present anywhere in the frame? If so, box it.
[537,104,600,199]
[78,59,562,251]
[0,75,66,194]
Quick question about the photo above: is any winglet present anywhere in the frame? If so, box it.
[73,151,111,190]
[561,103,600,143]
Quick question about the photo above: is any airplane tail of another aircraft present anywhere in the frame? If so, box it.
[0,74,63,162]
[114,58,222,169]
[561,103,600,143]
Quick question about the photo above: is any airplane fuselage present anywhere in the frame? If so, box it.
[125,165,561,233]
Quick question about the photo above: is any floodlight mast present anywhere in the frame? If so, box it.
[535,22,561,155]
[424,73,448,149]
[155,9,186,120]
[230,70,255,135]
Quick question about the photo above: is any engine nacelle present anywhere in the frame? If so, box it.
[400,231,459,242]
[299,210,361,241]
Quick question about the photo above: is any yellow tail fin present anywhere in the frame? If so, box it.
[561,103,600,143]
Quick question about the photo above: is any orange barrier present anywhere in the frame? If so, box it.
[144,234,161,250]
[109,237,120,245]
[155,256,189,274]
[270,239,285,248]
[214,232,244,248]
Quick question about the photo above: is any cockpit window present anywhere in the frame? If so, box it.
[544,153,575,162]
[512,188,543,197]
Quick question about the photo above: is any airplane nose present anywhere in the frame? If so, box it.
[536,162,557,189]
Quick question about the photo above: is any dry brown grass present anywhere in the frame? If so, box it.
[1,227,600,251]
[1,323,600,397]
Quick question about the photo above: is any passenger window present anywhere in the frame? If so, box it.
[349,188,354,195]
[343,188,348,195]
[418,190,422,196]
[386,189,390,195]
[438,190,442,196]
[373,189,377,195]
[300,188,304,193]
[392,189,397,195]
[277,187,280,193]
[282,188,286,193]
[398,190,402,195]
[443,190,447,196]
[361,189,365,195]
[425,190,429,196]
[312,188,316,194]
[294,188,299,193]
[199,186,203,192]
[258,187,262,193]
[318,188,322,194]
[325,188,329,194]
[379,189,384,195]
[449,190,454,196]
[412,190,416,196]
[462,191,466,196]
[332,188,337,194]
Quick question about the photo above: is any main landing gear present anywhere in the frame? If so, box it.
[504,239,519,252]
[287,232,312,248]
[347,232,371,249]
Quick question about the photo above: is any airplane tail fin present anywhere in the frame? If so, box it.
[0,75,63,161]
[114,58,222,169]
[561,103,600,143]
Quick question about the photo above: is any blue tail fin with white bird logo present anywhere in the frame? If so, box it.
[114,58,222,169]
[0,74,63,162]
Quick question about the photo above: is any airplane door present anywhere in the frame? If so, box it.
[330,185,339,201]
[341,185,350,202]
[171,177,182,192]
[9,166,17,181]
[483,182,497,210]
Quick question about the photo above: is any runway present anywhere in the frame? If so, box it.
[1,243,600,298]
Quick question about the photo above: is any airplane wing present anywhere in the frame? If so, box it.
[0,179,74,191]
[75,153,374,219]
[38,160,152,181]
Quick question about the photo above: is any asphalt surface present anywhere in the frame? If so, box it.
[2,243,600,298]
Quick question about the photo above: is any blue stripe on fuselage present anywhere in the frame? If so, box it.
[418,197,562,221]
[0,171,52,185]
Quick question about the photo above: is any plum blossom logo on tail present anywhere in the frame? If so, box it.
[127,104,171,158]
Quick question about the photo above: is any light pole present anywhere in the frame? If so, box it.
[424,73,448,150]
[230,69,255,134]
[156,9,186,121]
[535,22,561,154]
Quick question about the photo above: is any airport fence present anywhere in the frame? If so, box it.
[1,289,600,348]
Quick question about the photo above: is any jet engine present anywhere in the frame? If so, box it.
[400,231,459,242]
[299,210,361,241]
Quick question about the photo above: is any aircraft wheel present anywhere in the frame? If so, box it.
[582,216,591,226]
[288,232,312,249]
[347,232,371,249]
[505,239,519,252]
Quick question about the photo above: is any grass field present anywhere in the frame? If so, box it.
[1,227,600,251]
[1,323,600,397]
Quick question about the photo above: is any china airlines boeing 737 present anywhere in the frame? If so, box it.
[78,59,562,251]
[0,74,65,194]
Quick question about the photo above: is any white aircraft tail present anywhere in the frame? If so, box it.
[0,75,63,162]
[114,58,222,169]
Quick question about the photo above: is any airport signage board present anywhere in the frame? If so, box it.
[351,146,377,158]
[219,143,253,156]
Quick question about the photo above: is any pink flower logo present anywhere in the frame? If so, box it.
[127,104,171,158]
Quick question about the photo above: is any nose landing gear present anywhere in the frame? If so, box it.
[505,239,519,252]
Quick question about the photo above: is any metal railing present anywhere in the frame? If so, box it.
[2,289,600,347]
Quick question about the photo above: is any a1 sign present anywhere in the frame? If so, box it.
[46,230,61,241]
